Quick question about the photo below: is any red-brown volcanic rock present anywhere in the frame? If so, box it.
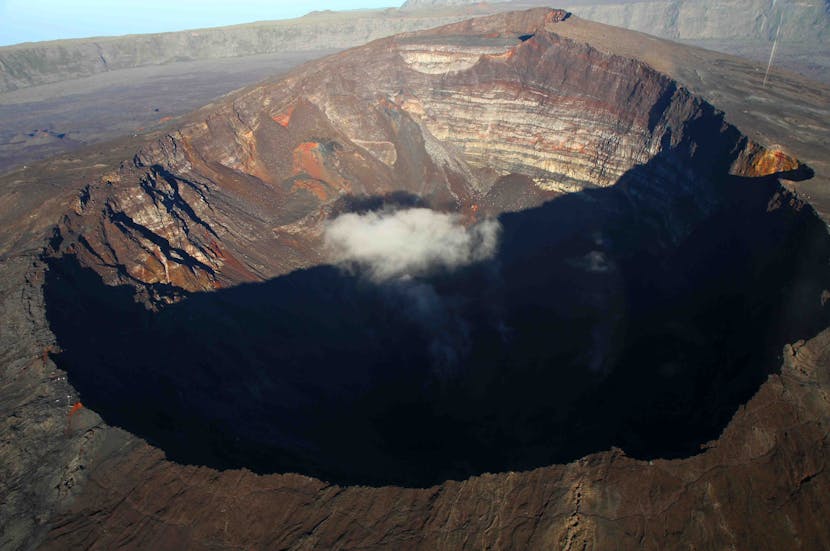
[48,8,804,300]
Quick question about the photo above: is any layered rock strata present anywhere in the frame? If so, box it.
[51,9,801,295]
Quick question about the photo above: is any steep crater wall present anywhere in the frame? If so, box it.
[40,10,830,488]
[44,160,830,487]
[51,13,799,296]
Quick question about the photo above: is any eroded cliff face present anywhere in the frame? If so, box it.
[2,8,829,551]
[49,9,802,296]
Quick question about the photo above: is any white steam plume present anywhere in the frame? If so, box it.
[325,207,501,374]
[325,208,500,282]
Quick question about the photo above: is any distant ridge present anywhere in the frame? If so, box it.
[402,0,830,82]
[0,7,490,93]
[1,0,828,94]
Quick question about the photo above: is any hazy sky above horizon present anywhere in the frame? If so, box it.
[0,0,400,46]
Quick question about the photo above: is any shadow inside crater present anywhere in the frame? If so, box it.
[44,150,830,487]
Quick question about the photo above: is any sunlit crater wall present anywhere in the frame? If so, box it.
[51,10,800,297]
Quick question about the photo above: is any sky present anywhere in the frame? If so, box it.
[0,0,400,46]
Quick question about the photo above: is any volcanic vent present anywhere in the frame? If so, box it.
[43,9,829,487]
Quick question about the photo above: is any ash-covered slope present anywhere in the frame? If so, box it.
[1,8,829,551]
[3,0,826,97]
[403,0,829,43]
[403,0,830,82]
[0,7,494,94]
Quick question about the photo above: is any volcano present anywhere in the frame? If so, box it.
[2,8,830,551]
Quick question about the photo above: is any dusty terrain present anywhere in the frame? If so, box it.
[0,5,500,174]
[0,8,828,551]
[0,51,338,174]
[0,7,496,93]
[407,0,830,82]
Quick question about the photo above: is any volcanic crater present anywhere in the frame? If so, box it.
[41,9,830,488]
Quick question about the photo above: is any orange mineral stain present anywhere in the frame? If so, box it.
[291,179,331,201]
[272,104,296,127]
[752,149,799,176]
[66,401,84,433]
[68,401,84,417]
[292,142,327,181]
